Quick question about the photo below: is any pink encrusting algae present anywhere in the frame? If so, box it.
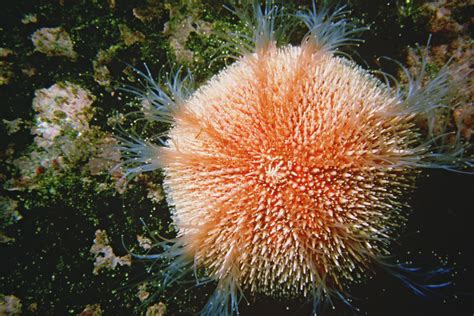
[117,2,472,315]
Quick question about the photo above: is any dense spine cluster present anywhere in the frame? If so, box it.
[161,47,419,299]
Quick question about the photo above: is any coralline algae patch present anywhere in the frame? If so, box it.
[31,27,78,60]
[31,82,94,149]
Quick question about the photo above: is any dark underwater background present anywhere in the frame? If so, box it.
[0,0,472,315]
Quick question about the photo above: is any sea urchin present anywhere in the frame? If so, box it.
[117,2,472,315]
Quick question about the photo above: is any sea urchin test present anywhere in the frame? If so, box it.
[118,2,472,315]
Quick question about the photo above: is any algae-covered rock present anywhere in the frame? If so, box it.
[78,303,102,316]
[0,294,22,315]
[145,302,166,316]
[32,82,95,149]
[31,27,78,60]
[90,229,131,275]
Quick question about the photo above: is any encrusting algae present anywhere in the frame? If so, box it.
[116,1,473,315]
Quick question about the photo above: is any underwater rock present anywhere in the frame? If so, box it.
[137,283,150,302]
[0,197,22,227]
[92,25,143,89]
[0,48,14,86]
[0,61,14,86]
[92,49,115,88]
[21,66,37,77]
[32,82,94,149]
[0,48,13,58]
[133,0,162,23]
[2,118,24,135]
[6,80,114,195]
[27,303,37,313]
[119,24,145,47]
[78,303,102,316]
[0,294,22,315]
[0,232,14,244]
[146,182,164,204]
[137,234,152,250]
[421,1,463,35]
[163,4,212,64]
[87,136,121,176]
[453,104,474,140]
[403,0,473,153]
[31,27,78,60]
[21,13,38,25]
[145,302,166,316]
[90,229,131,275]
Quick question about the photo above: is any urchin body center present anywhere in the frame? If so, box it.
[160,45,417,299]
[255,153,346,205]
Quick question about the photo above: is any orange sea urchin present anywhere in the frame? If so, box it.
[118,2,472,315]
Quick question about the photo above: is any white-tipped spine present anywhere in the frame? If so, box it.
[389,47,456,117]
[222,1,290,57]
[113,132,163,182]
[201,275,242,316]
[297,1,367,54]
[388,43,472,172]
[122,65,194,124]
[114,65,195,183]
